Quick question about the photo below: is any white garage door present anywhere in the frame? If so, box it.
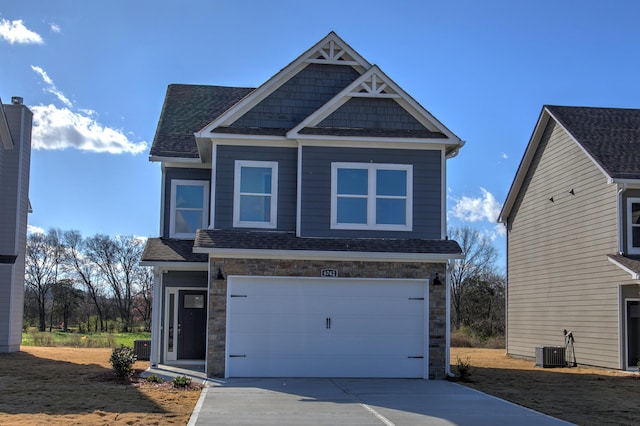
[226,276,428,378]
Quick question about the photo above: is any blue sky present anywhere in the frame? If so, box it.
[2,1,640,269]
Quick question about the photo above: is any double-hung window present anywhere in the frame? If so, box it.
[628,198,640,254]
[169,180,209,238]
[331,162,412,231]
[233,160,278,228]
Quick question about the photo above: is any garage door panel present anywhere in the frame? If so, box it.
[226,277,428,378]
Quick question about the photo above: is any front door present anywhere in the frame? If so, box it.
[627,299,640,368]
[177,290,207,360]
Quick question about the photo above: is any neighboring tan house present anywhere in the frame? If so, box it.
[499,105,640,370]
[0,96,33,353]
[141,32,464,379]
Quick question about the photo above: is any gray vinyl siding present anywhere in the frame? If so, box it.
[162,168,211,238]
[300,146,441,238]
[214,145,297,231]
[506,119,627,369]
[230,63,359,129]
[0,104,31,352]
[318,97,427,131]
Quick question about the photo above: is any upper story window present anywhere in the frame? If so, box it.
[331,162,412,231]
[170,180,209,239]
[628,198,640,254]
[233,160,278,229]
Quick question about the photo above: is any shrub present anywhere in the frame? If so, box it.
[110,346,137,377]
[145,374,164,383]
[456,356,472,381]
[172,375,192,388]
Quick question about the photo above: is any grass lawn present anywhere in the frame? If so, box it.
[21,330,151,348]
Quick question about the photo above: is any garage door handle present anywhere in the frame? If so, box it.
[326,317,331,329]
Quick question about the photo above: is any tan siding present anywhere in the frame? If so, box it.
[506,120,627,369]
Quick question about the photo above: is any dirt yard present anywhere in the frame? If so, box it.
[452,347,640,426]
[0,346,201,425]
[2,346,639,425]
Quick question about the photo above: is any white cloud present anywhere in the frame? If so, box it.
[50,23,61,33]
[500,152,508,160]
[31,65,73,107]
[29,65,147,154]
[0,19,43,44]
[27,224,45,234]
[31,104,147,154]
[450,188,502,223]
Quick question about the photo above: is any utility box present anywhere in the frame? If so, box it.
[535,346,566,368]
[134,340,151,361]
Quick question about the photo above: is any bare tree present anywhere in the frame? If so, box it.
[62,230,108,332]
[448,226,500,330]
[51,278,83,331]
[24,229,64,331]
[84,234,144,332]
[133,266,153,331]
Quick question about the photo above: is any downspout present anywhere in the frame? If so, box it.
[617,183,627,254]
[149,267,163,367]
[445,260,454,377]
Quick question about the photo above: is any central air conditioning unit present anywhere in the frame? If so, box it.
[535,346,566,368]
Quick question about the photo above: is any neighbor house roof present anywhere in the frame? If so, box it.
[0,97,14,149]
[193,229,463,261]
[149,84,254,159]
[499,105,640,223]
[546,105,640,181]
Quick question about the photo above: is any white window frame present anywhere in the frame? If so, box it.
[169,179,210,239]
[627,198,640,255]
[233,160,278,229]
[331,162,413,231]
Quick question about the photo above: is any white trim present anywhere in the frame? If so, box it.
[330,162,412,231]
[608,256,640,280]
[441,149,446,239]
[169,180,210,239]
[627,197,640,255]
[210,145,217,229]
[150,155,202,164]
[296,145,302,237]
[233,160,278,229]
[140,261,208,270]
[150,268,162,366]
[192,247,463,262]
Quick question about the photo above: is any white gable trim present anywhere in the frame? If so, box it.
[287,65,462,143]
[196,32,371,135]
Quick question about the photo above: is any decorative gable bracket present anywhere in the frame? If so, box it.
[305,39,361,66]
[350,72,400,98]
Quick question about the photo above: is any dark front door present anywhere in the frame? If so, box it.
[627,300,640,368]
[178,290,207,360]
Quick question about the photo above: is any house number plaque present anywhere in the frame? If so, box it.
[321,269,338,277]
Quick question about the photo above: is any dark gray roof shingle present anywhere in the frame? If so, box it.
[608,254,640,277]
[141,238,208,263]
[547,105,640,180]
[194,229,462,255]
[150,84,254,159]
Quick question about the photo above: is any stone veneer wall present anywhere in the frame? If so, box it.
[207,258,447,379]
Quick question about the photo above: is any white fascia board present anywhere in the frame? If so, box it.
[198,33,371,134]
[160,160,211,170]
[139,260,209,271]
[192,247,463,262]
[297,137,450,150]
[607,256,640,280]
[608,178,640,187]
[199,135,297,148]
[149,155,202,164]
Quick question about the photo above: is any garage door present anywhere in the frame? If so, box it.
[226,276,428,378]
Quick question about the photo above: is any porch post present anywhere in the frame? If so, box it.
[150,267,162,366]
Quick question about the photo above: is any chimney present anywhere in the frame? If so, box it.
[11,96,23,105]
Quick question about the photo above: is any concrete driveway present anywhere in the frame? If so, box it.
[188,378,572,426]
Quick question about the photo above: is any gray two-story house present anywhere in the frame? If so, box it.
[0,96,32,353]
[142,32,464,379]
[499,105,640,370]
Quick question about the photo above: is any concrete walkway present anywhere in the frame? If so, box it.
[187,378,573,426]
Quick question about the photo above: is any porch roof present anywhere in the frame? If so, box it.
[608,254,640,280]
[141,238,207,263]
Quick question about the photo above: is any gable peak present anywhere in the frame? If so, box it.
[304,32,369,68]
